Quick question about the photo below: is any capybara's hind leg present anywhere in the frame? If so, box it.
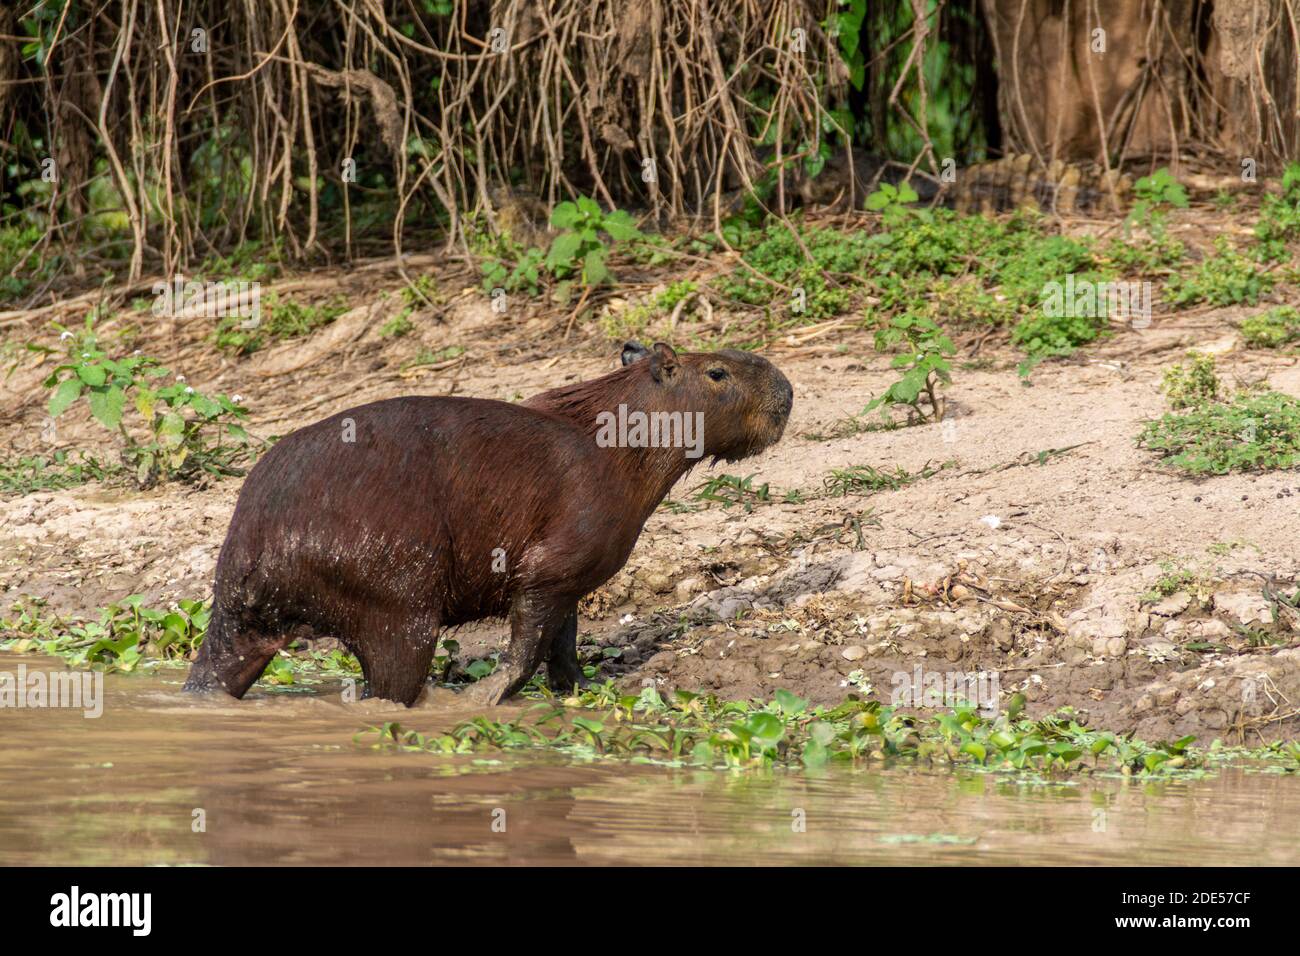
[351,615,439,706]
[545,609,583,693]
[467,596,571,706]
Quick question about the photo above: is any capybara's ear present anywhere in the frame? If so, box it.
[621,341,651,366]
[648,342,680,383]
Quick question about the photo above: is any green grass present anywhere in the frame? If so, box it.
[401,345,465,370]
[379,314,414,338]
[822,461,946,497]
[213,294,348,355]
[0,451,118,495]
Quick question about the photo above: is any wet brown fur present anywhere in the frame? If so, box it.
[184,343,792,706]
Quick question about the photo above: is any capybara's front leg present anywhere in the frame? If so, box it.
[351,613,440,707]
[183,610,290,699]
[467,595,570,705]
[545,609,584,694]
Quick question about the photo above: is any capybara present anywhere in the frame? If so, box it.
[183,342,793,705]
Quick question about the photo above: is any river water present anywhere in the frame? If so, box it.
[1,652,1296,866]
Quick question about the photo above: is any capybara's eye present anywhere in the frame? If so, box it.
[707,367,728,381]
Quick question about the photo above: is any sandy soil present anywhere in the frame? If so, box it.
[3,245,1299,746]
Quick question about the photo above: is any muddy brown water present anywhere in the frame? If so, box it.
[1,652,1297,866]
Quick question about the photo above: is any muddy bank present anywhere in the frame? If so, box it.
[3,259,1300,744]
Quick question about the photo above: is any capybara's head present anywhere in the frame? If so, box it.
[619,341,793,462]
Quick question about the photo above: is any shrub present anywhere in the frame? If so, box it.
[45,317,254,486]
[1240,306,1300,349]
[1138,390,1300,475]
[864,313,954,422]
[1161,352,1220,409]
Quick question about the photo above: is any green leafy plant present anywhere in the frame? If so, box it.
[864,313,954,422]
[1161,352,1220,409]
[1138,390,1300,475]
[865,181,919,225]
[545,197,643,286]
[1,595,366,686]
[601,280,699,340]
[1240,306,1300,349]
[379,314,414,338]
[360,682,1229,777]
[1,595,209,672]
[480,245,545,296]
[1165,236,1274,307]
[401,344,465,371]
[1129,167,1188,225]
[1254,162,1300,263]
[717,223,870,318]
[0,223,55,305]
[1011,308,1110,376]
[44,317,254,485]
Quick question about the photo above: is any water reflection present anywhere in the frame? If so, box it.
[0,654,1296,865]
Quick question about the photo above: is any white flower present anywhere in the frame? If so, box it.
[184,386,194,394]
[231,394,243,403]
[60,331,73,340]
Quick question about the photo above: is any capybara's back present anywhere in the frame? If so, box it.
[185,343,792,705]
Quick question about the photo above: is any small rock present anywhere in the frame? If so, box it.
[1187,618,1232,640]
[674,576,703,602]
[840,644,867,661]
[646,650,675,671]
[1151,592,1191,617]
[714,597,751,620]
[1069,618,1128,643]
[642,571,672,594]
[1212,591,1273,627]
